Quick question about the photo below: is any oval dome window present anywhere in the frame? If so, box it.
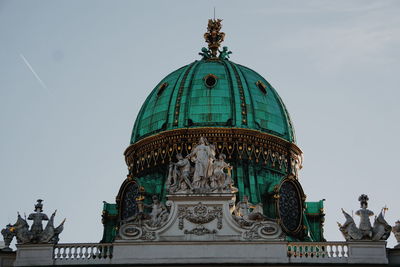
[256,80,267,94]
[204,74,218,88]
[157,82,168,96]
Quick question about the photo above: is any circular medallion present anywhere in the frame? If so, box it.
[277,178,304,235]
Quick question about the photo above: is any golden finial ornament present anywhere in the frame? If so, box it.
[204,19,225,58]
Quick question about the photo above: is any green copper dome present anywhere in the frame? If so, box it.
[131,59,296,144]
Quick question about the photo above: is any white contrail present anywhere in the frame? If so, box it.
[20,53,48,89]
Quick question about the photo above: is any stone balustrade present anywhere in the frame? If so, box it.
[287,242,348,262]
[54,243,113,261]
[13,241,389,266]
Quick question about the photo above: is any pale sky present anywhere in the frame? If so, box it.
[1,0,399,248]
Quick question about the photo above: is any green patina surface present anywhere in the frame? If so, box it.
[101,202,118,243]
[131,59,295,144]
[305,200,325,242]
[101,57,324,243]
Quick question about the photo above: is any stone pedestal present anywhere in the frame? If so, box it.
[117,193,282,242]
[112,193,287,264]
[347,241,388,264]
[388,246,400,265]
[112,241,289,265]
[14,244,53,267]
[0,249,15,267]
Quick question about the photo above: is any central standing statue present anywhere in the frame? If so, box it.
[166,137,236,194]
[186,137,216,191]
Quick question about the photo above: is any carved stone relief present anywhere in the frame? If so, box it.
[178,202,222,235]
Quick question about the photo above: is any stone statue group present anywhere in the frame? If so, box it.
[338,194,394,242]
[166,137,237,194]
[1,200,65,251]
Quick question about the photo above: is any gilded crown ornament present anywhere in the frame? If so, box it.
[203,19,225,58]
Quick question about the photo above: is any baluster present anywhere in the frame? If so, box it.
[81,246,85,259]
[321,245,326,258]
[97,245,102,258]
[99,245,104,259]
[89,246,96,259]
[93,246,97,259]
[77,246,82,259]
[68,246,72,259]
[73,246,78,259]
[94,245,100,259]
[69,246,75,259]
[87,246,93,259]
[337,245,342,258]
[335,245,339,257]
[109,245,113,258]
[62,247,67,259]
[64,246,69,259]
[329,244,335,258]
[104,245,108,259]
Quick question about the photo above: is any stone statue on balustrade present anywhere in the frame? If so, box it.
[392,220,400,248]
[338,194,391,241]
[234,195,270,227]
[1,200,65,250]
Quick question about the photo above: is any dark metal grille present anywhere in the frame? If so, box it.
[279,181,301,232]
[120,182,140,220]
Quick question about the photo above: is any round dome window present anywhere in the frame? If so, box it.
[204,74,218,88]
